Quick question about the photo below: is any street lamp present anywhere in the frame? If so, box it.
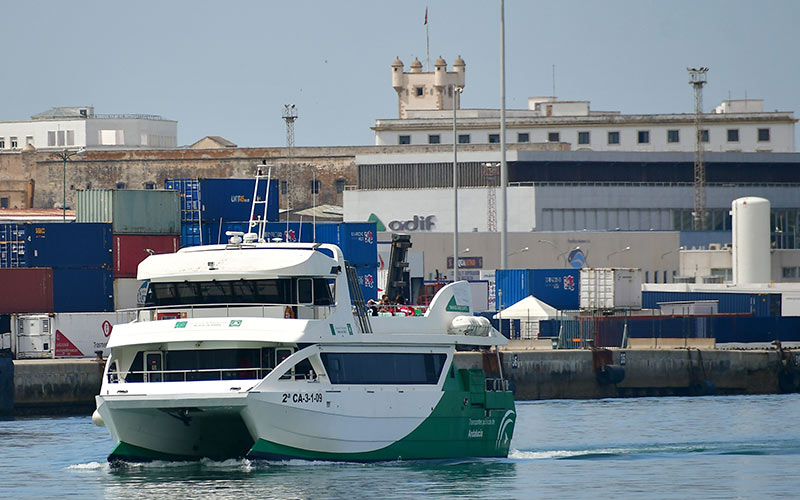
[453,85,464,281]
[558,246,581,267]
[53,147,85,221]
[509,246,529,257]
[606,246,631,262]
[660,246,685,260]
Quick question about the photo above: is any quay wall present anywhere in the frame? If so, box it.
[2,349,796,414]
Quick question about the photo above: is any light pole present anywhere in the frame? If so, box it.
[509,246,529,257]
[53,147,85,221]
[558,246,580,267]
[453,85,463,281]
[538,239,564,265]
[606,246,631,262]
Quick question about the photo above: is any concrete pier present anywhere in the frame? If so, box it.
[3,347,798,414]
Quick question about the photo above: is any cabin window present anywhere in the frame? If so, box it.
[145,277,333,307]
[320,352,447,385]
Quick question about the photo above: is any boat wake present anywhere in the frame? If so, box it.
[508,440,800,461]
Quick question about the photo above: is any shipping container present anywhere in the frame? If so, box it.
[25,223,112,269]
[321,222,378,267]
[580,268,642,310]
[76,189,181,235]
[0,223,27,268]
[11,311,137,358]
[495,268,580,311]
[113,278,148,310]
[353,266,378,302]
[165,178,279,224]
[0,268,54,314]
[642,291,780,317]
[113,234,179,277]
[53,268,113,312]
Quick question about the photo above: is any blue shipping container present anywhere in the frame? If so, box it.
[495,268,580,311]
[353,266,378,303]
[312,222,378,267]
[200,178,279,223]
[0,223,26,268]
[26,223,112,270]
[642,291,780,317]
[166,178,279,223]
[53,268,113,312]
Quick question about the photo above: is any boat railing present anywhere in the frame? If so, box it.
[485,377,511,392]
[120,302,333,322]
[107,366,315,384]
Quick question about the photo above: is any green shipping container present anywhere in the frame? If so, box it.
[76,189,180,235]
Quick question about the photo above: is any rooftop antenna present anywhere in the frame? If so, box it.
[688,67,709,230]
[552,64,556,98]
[282,104,298,230]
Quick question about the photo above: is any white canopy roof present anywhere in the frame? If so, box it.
[493,295,558,320]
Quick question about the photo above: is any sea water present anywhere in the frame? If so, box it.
[2,394,799,499]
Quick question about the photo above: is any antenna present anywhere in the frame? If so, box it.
[688,67,709,230]
[282,104,298,228]
[483,162,499,232]
[552,64,556,98]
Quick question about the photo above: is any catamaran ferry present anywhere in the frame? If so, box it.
[93,231,515,462]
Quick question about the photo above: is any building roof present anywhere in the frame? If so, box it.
[31,107,93,120]
[189,136,238,149]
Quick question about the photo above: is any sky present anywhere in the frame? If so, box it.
[2,0,799,148]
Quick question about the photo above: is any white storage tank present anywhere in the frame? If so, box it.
[579,268,643,310]
[731,197,770,285]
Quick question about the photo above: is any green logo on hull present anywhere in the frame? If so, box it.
[367,213,386,232]
[175,321,187,328]
[446,296,470,313]
[229,320,242,327]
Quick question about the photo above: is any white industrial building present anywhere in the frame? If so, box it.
[0,106,177,151]
[377,56,797,153]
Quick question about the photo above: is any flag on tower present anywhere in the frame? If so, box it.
[424,7,428,25]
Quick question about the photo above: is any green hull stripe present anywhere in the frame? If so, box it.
[249,369,516,461]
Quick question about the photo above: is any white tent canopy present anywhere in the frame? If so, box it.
[493,295,558,320]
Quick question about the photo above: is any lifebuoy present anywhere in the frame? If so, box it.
[284,306,295,319]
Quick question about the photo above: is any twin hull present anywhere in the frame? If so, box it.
[99,368,516,462]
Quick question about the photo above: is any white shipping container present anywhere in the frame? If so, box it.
[782,293,800,317]
[114,278,148,310]
[12,312,136,358]
[469,281,490,313]
[580,268,643,310]
[13,314,53,359]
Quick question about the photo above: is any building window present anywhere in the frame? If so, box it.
[0,197,8,209]
[66,130,75,146]
[517,133,529,143]
[144,182,156,190]
[700,129,709,143]
[25,136,33,146]
[335,178,346,193]
[548,132,560,142]
[783,267,798,278]
[47,131,56,147]
[727,129,739,142]
[310,180,320,194]
[415,87,424,97]
[758,128,770,142]
[115,182,126,189]
[428,134,440,144]
[398,135,411,145]
[608,131,620,145]
[10,137,18,149]
[0,137,4,148]
[458,134,470,144]
[637,130,650,144]
[57,130,65,146]
[280,181,288,195]
[667,130,680,143]
[577,131,590,145]
[488,134,500,143]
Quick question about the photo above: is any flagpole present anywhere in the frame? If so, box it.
[425,7,430,72]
